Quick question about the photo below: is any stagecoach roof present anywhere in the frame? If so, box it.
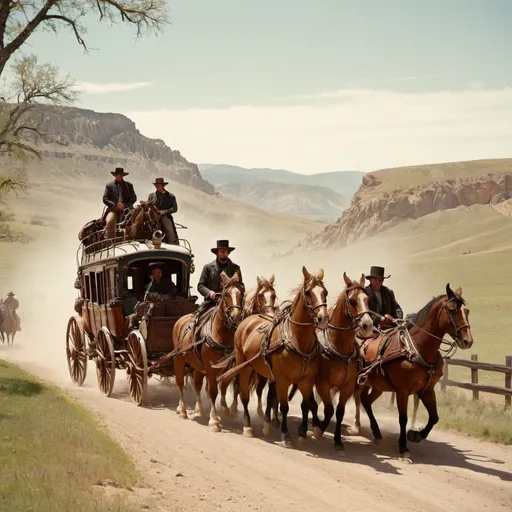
[78,240,193,269]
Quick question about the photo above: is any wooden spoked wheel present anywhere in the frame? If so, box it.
[95,327,116,397]
[126,330,148,406]
[65,316,88,386]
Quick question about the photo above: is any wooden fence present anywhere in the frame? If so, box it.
[441,354,512,409]
[389,354,512,410]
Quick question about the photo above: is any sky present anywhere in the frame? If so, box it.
[22,0,512,174]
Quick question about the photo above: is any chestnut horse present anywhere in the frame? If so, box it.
[354,284,473,456]
[218,267,329,447]
[288,272,374,453]
[218,275,279,423]
[0,305,18,346]
[172,272,244,432]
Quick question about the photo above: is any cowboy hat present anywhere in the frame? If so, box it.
[111,167,129,177]
[211,239,235,254]
[366,266,391,280]
[7,291,14,296]
[153,177,168,186]
[148,262,166,271]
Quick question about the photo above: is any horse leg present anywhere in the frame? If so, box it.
[333,386,354,455]
[297,378,315,446]
[407,389,439,444]
[256,376,266,419]
[239,366,254,437]
[411,394,420,429]
[269,381,280,429]
[206,370,222,432]
[262,379,275,436]
[350,385,363,435]
[361,386,384,442]
[219,373,233,417]
[275,378,293,448]
[396,391,411,457]
[230,373,240,415]
[193,369,205,418]
[173,356,189,419]
[313,377,333,440]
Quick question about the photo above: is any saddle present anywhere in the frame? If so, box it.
[359,326,402,365]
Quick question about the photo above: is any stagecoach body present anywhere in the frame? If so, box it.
[66,234,198,405]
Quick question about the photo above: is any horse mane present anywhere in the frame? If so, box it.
[407,291,466,330]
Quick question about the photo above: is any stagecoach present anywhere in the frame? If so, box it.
[65,218,198,406]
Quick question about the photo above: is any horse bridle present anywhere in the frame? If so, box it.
[217,284,244,331]
[328,284,370,332]
[288,282,327,327]
[441,297,470,342]
[256,283,277,316]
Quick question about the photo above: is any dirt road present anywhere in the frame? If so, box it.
[4,348,512,512]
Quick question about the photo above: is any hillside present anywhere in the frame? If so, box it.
[199,163,364,221]
[12,105,215,195]
[305,158,512,249]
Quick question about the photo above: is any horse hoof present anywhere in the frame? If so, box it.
[243,427,255,438]
[348,425,360,436]
[298,436,308,447]
[194,408,204,418]
[399,450,412,461]
[407,430,423,443]
[335,447,346,457]
[209,423,222,433]
[262,422,271,436]
[179,411,188,419]
[257,406,264,419]
[271,418,281,430]
[282,439,294,449]
[313,427,323,440]
[373,438,382,446]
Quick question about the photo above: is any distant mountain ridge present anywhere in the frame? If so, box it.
[198,163,365,222]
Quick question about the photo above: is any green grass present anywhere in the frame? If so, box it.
[0,361,141,512]
[413,389,512,445]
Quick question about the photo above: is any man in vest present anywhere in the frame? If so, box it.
[147,177,178,244]
[365,266,403,329]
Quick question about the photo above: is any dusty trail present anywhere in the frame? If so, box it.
[4,346,512,512]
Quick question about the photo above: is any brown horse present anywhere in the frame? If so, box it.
[218,266,329,447]
[354,283,473,457]
[288,272,374,453]
[218,275,279,420]
[122,201,160,241]
[173,272,244,432]
[0,305,18,346]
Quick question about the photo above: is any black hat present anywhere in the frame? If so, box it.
[211,239,235,254]
[111,167,129,177]
[153,177,168,186]
[366,266,391,280]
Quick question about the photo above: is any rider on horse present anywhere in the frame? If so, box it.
[147,177,179,245]
[194,240,246,321]
[4,292,21,331]
[365,266,403,330]
[102,167,137,239]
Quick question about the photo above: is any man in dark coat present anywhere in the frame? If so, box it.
[147,177,178,244]
[102,167,137,239]
[364,266,403,328]
[144,262,177,300]
[4,292,21,331]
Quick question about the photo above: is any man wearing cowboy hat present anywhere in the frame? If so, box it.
[144,262,177,300]
[364,266,403,328]
[4,291,21,331]
[147,177,178,245]
[102,167,137,239]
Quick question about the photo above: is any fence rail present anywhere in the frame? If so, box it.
[441,354,512,409]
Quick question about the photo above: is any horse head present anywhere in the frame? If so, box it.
[219,271,245,329]
[441,284,473,349]
[340,272,373,338]
[250,274,277,317]
[299,266,329,329]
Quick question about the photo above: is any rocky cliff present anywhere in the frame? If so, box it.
[20,105,215,194]
[307,168,512,249]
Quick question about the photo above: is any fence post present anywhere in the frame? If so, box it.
[471,354,479,401]
[505,356,512,410]
[441,358,449,392]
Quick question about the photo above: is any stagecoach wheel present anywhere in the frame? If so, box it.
[66,316,88,386]
[126,330,148,406]
[95,327,116,397]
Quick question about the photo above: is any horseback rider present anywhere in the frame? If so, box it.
[4,292,21,331]
[102,167,137,240]
[365,266,403,329]
[147,177,178,245]
[144,262,178,300]
[195,240,245,318]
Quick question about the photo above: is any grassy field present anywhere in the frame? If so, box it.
[368,158,512,196]
[0,361,141,512]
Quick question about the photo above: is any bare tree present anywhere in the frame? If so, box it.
[0,0,170,77]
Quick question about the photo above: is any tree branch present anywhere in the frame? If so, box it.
[43,14,86,48]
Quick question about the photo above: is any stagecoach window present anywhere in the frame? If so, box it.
[108,268,117,299]
[127,276,134,291]
[89,272,97,302]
